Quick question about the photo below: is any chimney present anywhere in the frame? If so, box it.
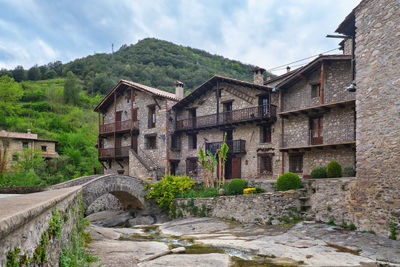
[266,74,271,81]
[286,66,291,73]
[174,81,184,99]
[251,66,266,85]
[27,128,31,135]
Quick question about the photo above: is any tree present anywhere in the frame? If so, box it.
[63,71,81,105]
[198,146,209,188]
[27,65,41,81]
[219,134,229,186]
[0,75,23,115]
[207,150,217,188]
[12,65,26,82]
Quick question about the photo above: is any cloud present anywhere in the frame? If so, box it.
[0,0,360,72]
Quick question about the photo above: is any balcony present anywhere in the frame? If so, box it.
[280,124,355,151]
[98,146,130,160]
[205,139,246,154]
[176,104,277,132]
[99,120,139,135]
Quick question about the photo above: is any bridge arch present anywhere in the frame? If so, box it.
[81,174,152,212]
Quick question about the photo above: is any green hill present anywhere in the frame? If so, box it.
[1,38,269,95]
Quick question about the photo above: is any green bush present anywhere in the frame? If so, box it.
[327,161,342,178]
[145,174,195,214]
[343,166,356,177]
[310,166,327,179]
[276,172,301,191]
[255,187,265,193]
[227,179,248,195]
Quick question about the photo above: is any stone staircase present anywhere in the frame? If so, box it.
[129,149,164,180]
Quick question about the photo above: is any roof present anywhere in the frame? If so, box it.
[0,130,58,143]
[335,0,365,35]
[264,68,299,86]
[94,80,180,112]
[173,74,272,110]
[275,54,351,89]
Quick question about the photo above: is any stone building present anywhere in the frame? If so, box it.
[271,54,356,177]
[334,0,400,235]
[172,71,278,181]
[0,130,59,166]
[94,80,181,178]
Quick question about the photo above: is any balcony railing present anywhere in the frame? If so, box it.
[99,120,139,135]
[205,139,246,154]
[98,146,130,159]
[176,104,277,131]
[280,124,355,148]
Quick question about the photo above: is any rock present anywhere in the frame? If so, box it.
[90,240,169,266]
[219,188,225,195]
[86,210,123,223]
[137,253,230,267]
[171,247,186,253]
[128,215,156,226]
[99,211,134,227]
[89,225,120,240]
[270,257,299,266]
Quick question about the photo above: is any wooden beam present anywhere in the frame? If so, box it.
[152,96,162,109]
[320,62,324,104]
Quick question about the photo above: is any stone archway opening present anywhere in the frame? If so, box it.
[109,191,144,211]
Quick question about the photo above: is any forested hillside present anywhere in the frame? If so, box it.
[0,38,267,95]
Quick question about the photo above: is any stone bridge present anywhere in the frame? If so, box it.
[0,174,157,265]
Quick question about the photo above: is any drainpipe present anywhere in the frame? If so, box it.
[165,99,170,174]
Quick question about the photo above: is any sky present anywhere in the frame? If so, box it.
[0,0,360,75]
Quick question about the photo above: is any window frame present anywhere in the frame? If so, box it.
[148,105,156,128]
[311,83,321,98]
[289,154,303,173]
[258,153,273,174]
[188,133,197,150]
[145,135,157,149]
[260,125,271,143]
[186,157,198,176]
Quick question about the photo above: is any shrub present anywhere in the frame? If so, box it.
[146,174,195,214]
[343,166,356,177]
[310,166,327,179]
[227,179,247,195]
[255,187,265,193]
[276,172,301,191]
[327,161,342,178]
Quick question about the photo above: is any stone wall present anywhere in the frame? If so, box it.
[348,0,400,236]
[307,178,355,225]
[175,191,301,225]
[0,187,81,266]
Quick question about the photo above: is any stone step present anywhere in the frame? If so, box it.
[299,197,309,201]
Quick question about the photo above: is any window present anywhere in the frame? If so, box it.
[148,105,156,128]
[171,134,181,150]
[22,142,28,148]
[260,125,271,143]
[170,161,179,176]
[311,83,321,98]
[289,154,303,173]
[41,146,47,152]
[145,135,157,149]
[258,154,273,174]
[258,95,269,115]
[186,157,198,176]
[188,134,197,150]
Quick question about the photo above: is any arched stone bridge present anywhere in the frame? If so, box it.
[49,174,156,212]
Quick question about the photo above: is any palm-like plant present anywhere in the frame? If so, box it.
[198,146,209,188]
[207,150,217,188]
[219,142,229,186]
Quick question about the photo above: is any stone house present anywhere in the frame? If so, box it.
[94,80,181,178]
[270,54,356,177]
[0,130,59,166]
[172,71,278,181]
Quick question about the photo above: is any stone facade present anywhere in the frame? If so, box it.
[339,0,400,236]
[96,81,179,178]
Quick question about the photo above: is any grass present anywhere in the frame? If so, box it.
[175,184,230,198]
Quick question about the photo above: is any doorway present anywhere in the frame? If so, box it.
[310,117,323,145]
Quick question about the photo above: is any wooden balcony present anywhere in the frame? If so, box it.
[98,146,130,160]
[280,124,355,151]
[99,120,139,135]
[205,139,246,154]
[176,104,277,132]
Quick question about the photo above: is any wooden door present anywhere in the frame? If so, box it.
[116,111,122,131]
[131,135,138,153]
[115,137,122,157]
[310,117,323,145]
[223,102,233,122]
[131,108,138,121]
[231,157,241,179]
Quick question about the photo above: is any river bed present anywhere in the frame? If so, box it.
[87,216,400,267]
